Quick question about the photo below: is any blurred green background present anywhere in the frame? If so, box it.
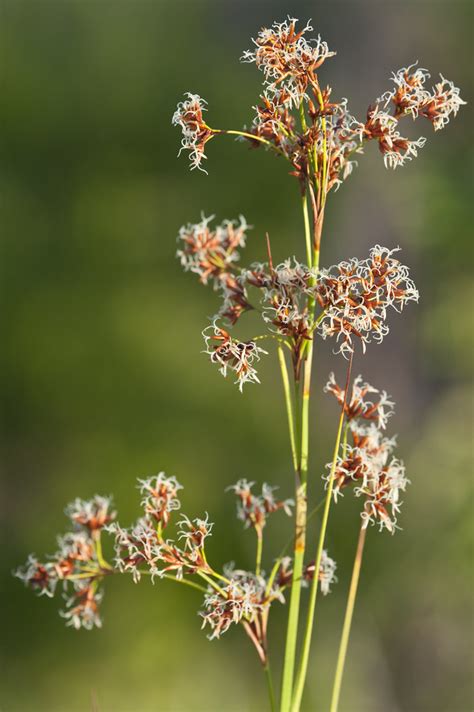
[1,1,472,710]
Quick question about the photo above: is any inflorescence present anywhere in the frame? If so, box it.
[179,219,419,385]
[324,374,408,533]
[15,474,333,657]
[173,18,463,176]
[17,15,463,706]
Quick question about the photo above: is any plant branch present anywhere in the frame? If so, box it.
[291,352,353,711]
[330,524,367,712]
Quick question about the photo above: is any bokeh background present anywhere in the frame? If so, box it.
[2,1,472,710]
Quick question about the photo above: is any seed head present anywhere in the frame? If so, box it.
[14,555,58,598]
[60,583,104,631]
[418,75,466,130]
[138,473,183,528]
[242,17,335,108]
[177,214,249,287]
[364,105,426,169]
[203,322,267,391]
[178,513,214,550]
[227,478,293,531]
[172,93,214,172]
[107,519,162,582]
[316,245,419,356]
[65,495,116,532]
[200,569,272,640]
[325,373,394,429]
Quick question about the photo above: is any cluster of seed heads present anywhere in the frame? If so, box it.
[324,375,408,533]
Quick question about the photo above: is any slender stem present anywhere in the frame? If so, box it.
[280,349,314,711]
[254,334,292,349]
[256,529,263,577]
[278,345,298,473]
[280,200,315,711]
[222,129,286,158]
[161,573,207,594]
[265,661,277,712]
[278,386,302,712]
[342,422,350,458]
[300,341,314,480]
[291,354,353,711]
[293,379,302,470]
[302,194,312,268]
[280,504,305,712]
[66,572,103,581]
[93,532,112,571]
[197,571,226,596]
[243,620,266,664]
[207,568,232,586]
[330,525,367,712]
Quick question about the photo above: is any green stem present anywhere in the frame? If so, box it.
[342,422,350,458]
[207,568,232,586]
[278,345,298,473]
[280,508,306,712]
[93,532,112,571]
[330,525,367,712]
[222,129,286,158]
[300,341,314,480]
[256,529,263,577]
[197,571,226,596]
[302,194,313,269]
[265,661,277,712]
[161,573,207,594]
[291,354,353,711]
[280,186,315,711]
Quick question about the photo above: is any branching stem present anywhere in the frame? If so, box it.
[291,353,353,711]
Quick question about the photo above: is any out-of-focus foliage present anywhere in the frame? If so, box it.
[1,1,472,710]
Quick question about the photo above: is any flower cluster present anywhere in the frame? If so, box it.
[172,93,215,172]
[190,241,417,388]
[177,214,249,287]
[203,322,267,391]
[199,564,289,663]
[138,473,183,528]
[16,469,303,653]
[15,496,116,629]
[362,64,465,168]
[325,374,409,532]
[325,372,394,429]
[177,214,252,324]
[249,91,296,149]
[109,473,212,582]
[201,567,277,641]
[244,258,317,373]
[65,495,116,533]
[241,17,335,108]
[228,479,294,532]
[107,518,163,582]
[381,64,465,130]
[316,245,419,357]
[173,20,463,187]
[364,105,426,169]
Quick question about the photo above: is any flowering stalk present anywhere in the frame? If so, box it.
[291,354,353,711]
[16,15,463,712]
[279,189,316,712]
[330,524,367,712]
